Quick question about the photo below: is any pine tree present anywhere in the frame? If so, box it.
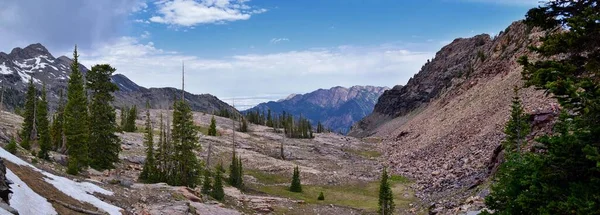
[155,113,166,180]
[50,90,65,151]
[87,64,120,170]
[36,83,51,160]
[290,166,302,192]
[5,136,17,155]
[211,165,225,201]
[123,105,137,132]
[318,191,325,201]
[20,78,36,150]
[65,46,89,175]
[503,87,530,153]
[140,102,157,182]
[266,109,273,127]
[208,116,217,136]
[201,169,212,195]
[228,151,240,187]
[238,117,248,132]
[237,156,243,189]
[378,167,394,215]
[485,1,600,213]
[170,100,201,187]
[119,107,128,131]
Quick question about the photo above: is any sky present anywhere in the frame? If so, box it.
[0,0,541,110]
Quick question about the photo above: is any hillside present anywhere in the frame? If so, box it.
[245,86,388,133]
[349,21,557,210]
[0,43,237,114]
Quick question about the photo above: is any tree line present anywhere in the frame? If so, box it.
[14,46,122,175]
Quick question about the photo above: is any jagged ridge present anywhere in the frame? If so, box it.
[0,43,237,114]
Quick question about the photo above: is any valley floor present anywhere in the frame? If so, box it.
[0,110,423,214]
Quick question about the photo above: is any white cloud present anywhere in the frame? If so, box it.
[149,0,266,27]
[134,19,151,24]
[0,0,146,51]
[80,37,432,107]
[270,38,289,44]
[140,31,151,39]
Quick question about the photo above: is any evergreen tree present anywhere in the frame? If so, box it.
[318,191,325,201]
[290,166,302,192]
[170,100,201,187]
[485,1,600,213]
[119,107,128,131]
[155,113,166,180]
[237,156,243,189]
[211,165,225,201]
[238,117,248,132]
[201,169,212,195]
[65,46,89,175]
[20,78,36,150]
[140,102,157,182]
[208,116,217,136]
[5,136,17,155]
[228,151,242,188]
[378,167,394,215]
[87,64,120,170]
[123,105,137,132]
[266,109,273,127]
[50,90,65,151]
[503,87,530,153]
[316,121,325,133]
[36,83,51,160]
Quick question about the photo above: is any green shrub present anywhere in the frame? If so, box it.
[5,137,17,154]
[317,191,325,200]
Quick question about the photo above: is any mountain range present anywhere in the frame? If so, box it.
[0,43,237,114]
[244,85,388,133]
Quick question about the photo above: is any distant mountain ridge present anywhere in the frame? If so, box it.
[0,43,237,114]
[245,85,389,133]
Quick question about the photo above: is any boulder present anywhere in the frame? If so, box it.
[51,154,68,166]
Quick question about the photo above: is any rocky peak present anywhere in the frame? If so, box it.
[351,21,537,137]
[8,43,53,60]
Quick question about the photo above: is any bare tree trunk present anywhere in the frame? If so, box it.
[281,128,285,160]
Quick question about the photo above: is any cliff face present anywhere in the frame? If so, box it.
[349,21,556,207]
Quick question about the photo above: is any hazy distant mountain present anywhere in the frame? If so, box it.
[245,86,389,133]
[0,43,237,114]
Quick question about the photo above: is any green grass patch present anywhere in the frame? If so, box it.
[196,125,210,136]
[250,175,415,212]
[245,169,289,185]
[343,148,382,158]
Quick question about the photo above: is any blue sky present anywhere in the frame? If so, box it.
[0,0,540,109]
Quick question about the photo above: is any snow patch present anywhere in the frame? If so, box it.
[0,148,122,215]
[0,63,12,75]
[6,169,57,215]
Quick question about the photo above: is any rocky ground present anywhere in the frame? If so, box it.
[349,22,558,214]
[0,109,421,214]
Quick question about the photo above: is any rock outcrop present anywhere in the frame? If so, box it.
[349,21,556,208]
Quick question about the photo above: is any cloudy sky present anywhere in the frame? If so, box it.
[0,0,539,109]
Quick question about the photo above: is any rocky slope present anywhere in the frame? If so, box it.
[245,86,388,133]
[349,21,557,210]
[0,43,236,114]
